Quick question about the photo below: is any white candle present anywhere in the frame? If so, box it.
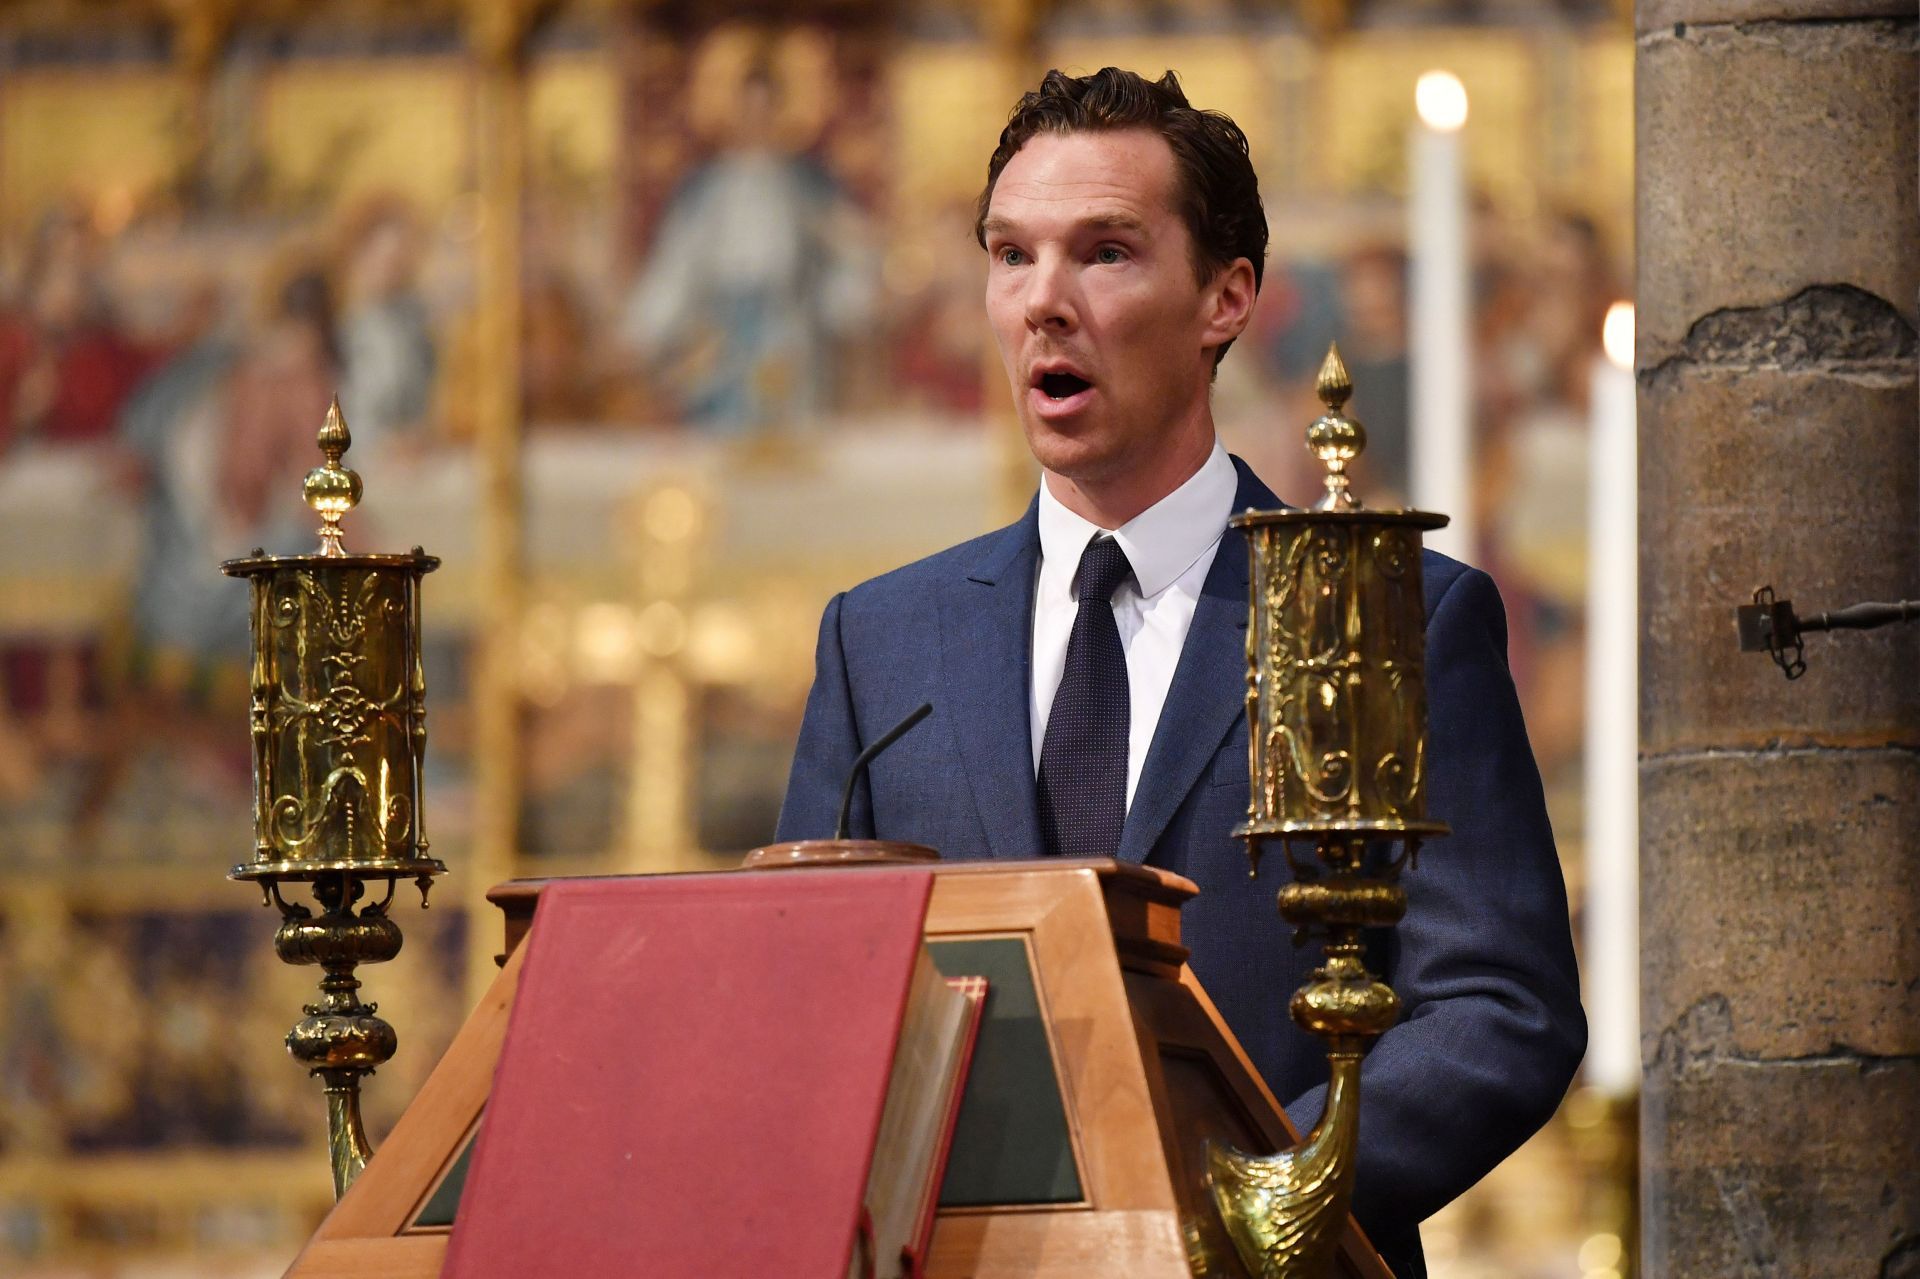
[1409,70,1472,560]
[1584,300,1639,1096]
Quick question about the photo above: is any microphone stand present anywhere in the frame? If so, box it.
[742,703,940,868]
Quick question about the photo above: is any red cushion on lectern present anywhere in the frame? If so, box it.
[441,870,936,1279]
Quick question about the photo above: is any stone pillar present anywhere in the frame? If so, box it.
[1637,3,1919,1275]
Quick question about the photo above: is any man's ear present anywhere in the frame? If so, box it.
[1201,257,1258,351]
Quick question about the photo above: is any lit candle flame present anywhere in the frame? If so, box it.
[1602,301,1634,371]
[1415,71,1468,132]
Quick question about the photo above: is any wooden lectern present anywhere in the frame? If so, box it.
[285,859,1391,1278]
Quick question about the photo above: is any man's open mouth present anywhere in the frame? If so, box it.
[1037,372,1092,401]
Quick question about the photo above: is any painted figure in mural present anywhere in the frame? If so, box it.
[890,200,990,415]
[621,55,876,431]
[38,264,342,840]
[1480,210,1621,774]
[0,204,164,452]
[333,195,437,458]
[123,265,338,685]
[0,205,170,810]
[1335,242,1413,500]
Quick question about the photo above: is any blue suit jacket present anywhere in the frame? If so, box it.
[776,458,1586,1277]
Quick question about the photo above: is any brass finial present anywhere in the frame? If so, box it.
[1315,343,1352,411]
[303,396,364,556]
[1305,344,1366,512]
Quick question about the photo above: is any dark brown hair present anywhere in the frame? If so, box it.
[976,67,1268,364]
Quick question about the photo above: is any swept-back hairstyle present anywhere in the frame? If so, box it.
[976,67,1268,364]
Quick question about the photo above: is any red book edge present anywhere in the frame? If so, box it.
[899,975,989,1279]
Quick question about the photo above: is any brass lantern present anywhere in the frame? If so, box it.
[222,399,443,1198]
[1207,347,1449,1277]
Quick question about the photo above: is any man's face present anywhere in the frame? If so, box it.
[982,128,1246,497]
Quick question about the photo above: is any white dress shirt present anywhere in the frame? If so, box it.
[1030,441,1238,806]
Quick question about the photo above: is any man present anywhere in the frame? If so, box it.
[777,68,1584,1277]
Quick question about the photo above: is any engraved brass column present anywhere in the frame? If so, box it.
[1206,347,1448,1277]
[222,400,443,1198]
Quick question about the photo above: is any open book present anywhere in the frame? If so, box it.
[856,963,986,1279]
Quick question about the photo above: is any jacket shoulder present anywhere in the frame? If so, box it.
[1420,547,1480,613]
[837,521,1026,615]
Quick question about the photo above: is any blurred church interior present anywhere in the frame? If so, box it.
[1,0,1647,1273]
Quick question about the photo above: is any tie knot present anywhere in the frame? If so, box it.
[1074,534,1134,605]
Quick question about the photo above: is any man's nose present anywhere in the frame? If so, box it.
[1023,257,1079,333]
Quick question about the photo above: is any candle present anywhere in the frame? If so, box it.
[1409,70,1471,561]
[1583,300,1639,1096]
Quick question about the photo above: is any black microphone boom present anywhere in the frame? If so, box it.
[834,702,933,841]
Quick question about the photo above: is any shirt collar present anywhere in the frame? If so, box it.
[1037,441,1237,600]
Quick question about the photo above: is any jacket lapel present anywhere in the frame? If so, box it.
[939,503,1044,860]
[1116,458,1279,864]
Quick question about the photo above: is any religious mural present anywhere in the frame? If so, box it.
[0,4,1632,1273]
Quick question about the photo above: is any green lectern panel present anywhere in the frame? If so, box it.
[412,1133,474,1229]
[416,936,1083,1228]
[928,937,1084,1206]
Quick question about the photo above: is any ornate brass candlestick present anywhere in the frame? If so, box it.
[1206,347,1449,1277]
[222,399,443,1198]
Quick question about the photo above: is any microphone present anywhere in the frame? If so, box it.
[835,702,933,841]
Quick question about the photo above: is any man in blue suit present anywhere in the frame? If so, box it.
[777,67,1585,1277]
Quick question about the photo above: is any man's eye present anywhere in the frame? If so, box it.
[998,247,1027,267]
[1095,246,1126,265]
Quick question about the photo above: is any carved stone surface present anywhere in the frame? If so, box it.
[1636,17,1918,354]
[1637,0,1916,33]
[1642,1047,1920,1279]
[1640,365,1920,754]
[1638,4,1920,1273]
[1641,749,1920,1061]
[1655,285,1915,377]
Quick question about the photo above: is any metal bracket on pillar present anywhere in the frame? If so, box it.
[1735,584,1920,680]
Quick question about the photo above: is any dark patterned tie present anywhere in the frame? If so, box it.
[1038,534,1134,858]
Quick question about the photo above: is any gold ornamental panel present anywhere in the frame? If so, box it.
[224,554,440,881]
[1233,508,1449,845]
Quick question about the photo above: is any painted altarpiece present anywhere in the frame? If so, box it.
[0,3,1630,1270]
